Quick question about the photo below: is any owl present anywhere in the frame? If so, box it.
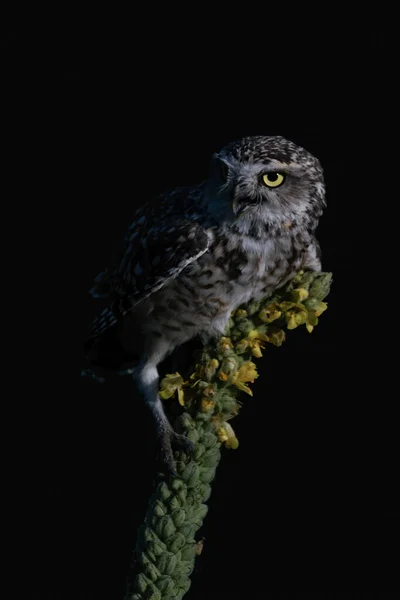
[84,135,326,475]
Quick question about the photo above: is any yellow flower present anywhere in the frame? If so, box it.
[250,340,264,358]
[235,330,268,357]
[279,301,297,311]
[217,423,239,449]
[190,358,220,383]
[291,287,309,303]
[217,337,234,355]
[204,358,220,380]
[200,398,214,412]
[258,303,282,323]
[285,307,308,330]
[247,329,269,342]
[237,361,258,382]
[281,295,327,332]
[234,309,248,319]
[304,303,328,332]
[234,382,252,396]
[305,310,319,333]
[177,389,185,406]
[235,338,250,354]
[231,361,259,396]
[217,426,228,443]
[159,372,187,405]
[245,330,268,357]
[266,326,286,346]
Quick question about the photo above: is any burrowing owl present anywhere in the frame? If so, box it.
[84,135,326,475]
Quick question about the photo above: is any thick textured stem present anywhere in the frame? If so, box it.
[124,271,332,600]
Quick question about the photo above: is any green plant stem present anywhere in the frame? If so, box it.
[124,270,332,600]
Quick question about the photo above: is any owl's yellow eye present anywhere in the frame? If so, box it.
[262,172,285,188]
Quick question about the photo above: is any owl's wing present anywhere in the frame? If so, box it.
[88,211,210,338]
[302,238,322,272]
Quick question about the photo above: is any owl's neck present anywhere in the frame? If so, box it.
[228,209,317,240]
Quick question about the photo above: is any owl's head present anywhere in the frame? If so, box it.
[205,135,326,230]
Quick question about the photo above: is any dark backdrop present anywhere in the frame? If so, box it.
[6,26,396,600]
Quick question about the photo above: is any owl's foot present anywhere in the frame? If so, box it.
[157,424,195,478]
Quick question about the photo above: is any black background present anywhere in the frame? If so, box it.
[4,25,397,600]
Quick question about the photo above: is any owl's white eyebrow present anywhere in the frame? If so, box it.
[258,164,307,180]
[228,157,304,174]
[257,160,304,174]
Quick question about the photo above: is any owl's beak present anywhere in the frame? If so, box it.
[232,196,249,217]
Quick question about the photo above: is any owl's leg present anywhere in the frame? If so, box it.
[133,359,195,476]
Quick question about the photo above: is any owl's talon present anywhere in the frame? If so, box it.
[171,432,195,456]
[158,430,178,477]
[157,426,195,477]
[168,467,179,479]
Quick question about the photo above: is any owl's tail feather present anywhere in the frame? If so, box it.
[88,305,118,338]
